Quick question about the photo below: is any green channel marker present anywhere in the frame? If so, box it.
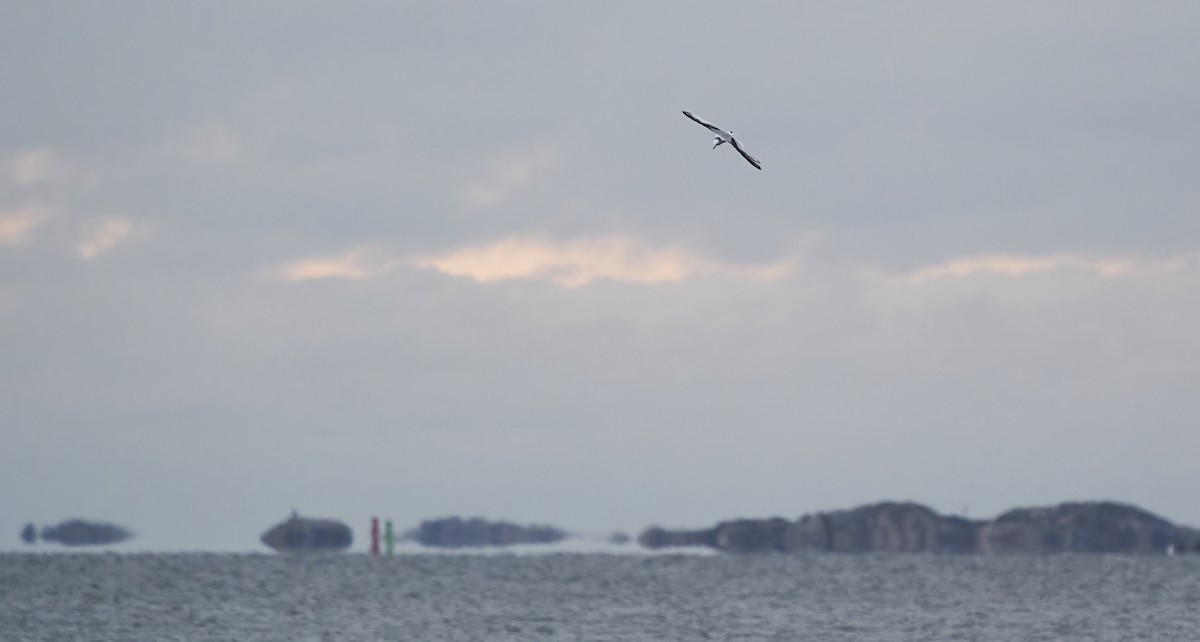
[385,519,394,556]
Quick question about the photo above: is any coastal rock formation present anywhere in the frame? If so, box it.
[791,502,980,553]
[409,516,568,548]
[640,504,978,553]
[639,501,1196,555]
[638,525,716,549]
[979,502,1189,554]
[260,511,353,553]
[33,519,133,546]
[712,517,796,553]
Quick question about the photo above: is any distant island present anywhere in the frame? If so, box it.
[404,516,569,548]
[260,511,353,553]
[21,519,133,547]
[638,501,1200,554]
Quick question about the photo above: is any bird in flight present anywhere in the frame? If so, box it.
[682,111,761,170]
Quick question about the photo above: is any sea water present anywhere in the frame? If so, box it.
[2,551,1197,641]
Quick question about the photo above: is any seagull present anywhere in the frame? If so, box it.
[682,111,761,170]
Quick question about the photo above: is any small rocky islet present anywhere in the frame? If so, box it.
[19,519,133,547]
[401,516,570,548]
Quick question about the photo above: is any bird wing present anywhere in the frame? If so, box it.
[682,111,722,133]
[730,137,762,170]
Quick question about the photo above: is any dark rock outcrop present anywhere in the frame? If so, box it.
[37,519,133,546]
[409,516,568,548]
[260,511,353,553]
[639,501,1195,555]
[792,502,981,553]
[713,517,797,553]
[639,503,981,553]
[638,525,716,549]
[979,502,1187,554]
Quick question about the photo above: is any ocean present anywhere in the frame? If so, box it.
[2,551,1197,641]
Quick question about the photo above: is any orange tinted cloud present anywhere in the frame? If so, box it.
[908,254,1133,283]
[0,206,48,246]
[275,246,402,282]
[78,218,135,259]
[414,236,791,287]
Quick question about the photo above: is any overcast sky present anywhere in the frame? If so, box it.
[3,3,1198,551]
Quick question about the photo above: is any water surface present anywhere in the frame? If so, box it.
[2,552,1197,641]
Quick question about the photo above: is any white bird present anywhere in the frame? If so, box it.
[682,111,761,170]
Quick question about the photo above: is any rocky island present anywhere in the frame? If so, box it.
[260,511,353,553]
[639,501,1200,554]
[405,516,569,548]
[21,519,133,547]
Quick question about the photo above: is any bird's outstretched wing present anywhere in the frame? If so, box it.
[682,111,722,133]
[730,137,762,170]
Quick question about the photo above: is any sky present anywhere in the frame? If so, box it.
[2,2,1198,552]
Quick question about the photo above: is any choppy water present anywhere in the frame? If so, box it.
[2,552,1198,641]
